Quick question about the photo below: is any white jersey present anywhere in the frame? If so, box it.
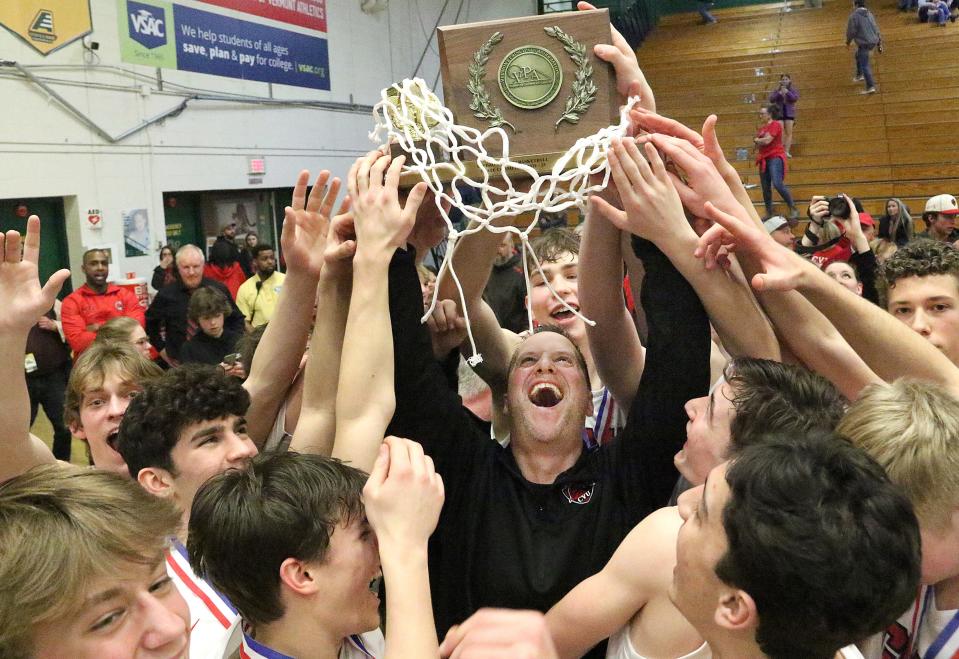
[584,385,627,449]
[605,625,710,659]
[166,539,241,659]
[239,629,385,658]
[859,586,959,659]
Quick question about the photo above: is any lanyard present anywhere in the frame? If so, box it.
[908,585,959,659]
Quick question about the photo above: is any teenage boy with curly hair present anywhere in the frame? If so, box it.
[879,238,959,366]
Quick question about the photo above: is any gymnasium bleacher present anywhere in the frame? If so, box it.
[640,0,959,227]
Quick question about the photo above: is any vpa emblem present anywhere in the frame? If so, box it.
[127,1,166,50]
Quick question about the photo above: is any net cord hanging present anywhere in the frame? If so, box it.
[370,77,639,365]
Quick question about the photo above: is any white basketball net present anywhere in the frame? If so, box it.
[370,77,638,365]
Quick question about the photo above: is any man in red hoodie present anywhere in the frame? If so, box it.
[61,248,145,354]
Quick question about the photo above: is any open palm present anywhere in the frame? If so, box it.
[0,217,70,335]
[282,170,343,278]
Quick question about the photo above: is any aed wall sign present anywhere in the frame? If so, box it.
[0,0,93,55]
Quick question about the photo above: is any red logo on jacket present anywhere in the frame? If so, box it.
[562,483,595,505]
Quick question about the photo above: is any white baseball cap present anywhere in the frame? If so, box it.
[764,216,789,233]
[925,194,959,216]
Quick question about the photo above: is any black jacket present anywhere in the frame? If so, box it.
[145,279,244,360]
[179,329,241,366]
[386,239,710,655]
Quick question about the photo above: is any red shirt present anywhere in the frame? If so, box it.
[61,284,146,354]
[203,263,246,300]
[756,120,787,172]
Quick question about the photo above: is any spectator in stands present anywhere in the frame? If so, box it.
[94,315,153,361]
[236,243,285,330]
[918,0,951,23]
[145,244,245,366]
[877,197,914,248]
[180,287,243,372]
[878,239,959,366]
[768,74,799,158]
[239,231,257,278]
[151,244,177,291]
[204,239,246,299]
[483,233,528,333]
[846,0,882,94]
[212,221,241,263]
[920,193,959,243]
[697,0,718,24]
[824,260,864,296]
[754,105,799,221]
[25,303,72,461]
[61,248,145,355]
[763,216,796,249]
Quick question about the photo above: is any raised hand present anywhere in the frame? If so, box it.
[578,1,654,111]
[631,109,738,182]
[363,435,445,552]
[698,202,804,292]
[808,195,830,225]
[642,133,742,219]
[590,138,689,244]
[320,206,357,279]
[282,169,344,277]
[426,298,468,359]
[0,216,70,336]
[440,609,559,659]
[348,152,428,259]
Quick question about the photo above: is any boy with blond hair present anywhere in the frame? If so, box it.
[838,380,959,659]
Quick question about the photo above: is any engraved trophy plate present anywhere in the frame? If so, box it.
[435,9,618,175]
[498,45,563,110]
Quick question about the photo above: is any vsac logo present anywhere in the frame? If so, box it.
[562,483,595,505]
[127,1,166,50]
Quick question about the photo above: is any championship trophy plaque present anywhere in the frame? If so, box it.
[435,9,617,174]
[371,9,631,355]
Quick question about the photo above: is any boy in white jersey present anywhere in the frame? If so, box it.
[671,431,919,659]
[188,437,445,659]
[116,363,260,657]
[838,381,959,659]
[547,358,847,659]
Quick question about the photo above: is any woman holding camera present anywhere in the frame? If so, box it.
[768,73,799,157]
[755,104,799,221]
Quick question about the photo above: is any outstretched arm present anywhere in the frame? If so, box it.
[244,170,345,447]
[579,199,646,410]
[334,153,427,473]
[578,1,656,112]
[547,506,681,659]
[364,436,444,659]
[698,202,959,397]
[0,217,70,483]
[288,185,357,457]
[592,137,779,363]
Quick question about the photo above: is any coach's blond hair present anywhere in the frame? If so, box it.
[837,379,959,525]
[0,465,181,659]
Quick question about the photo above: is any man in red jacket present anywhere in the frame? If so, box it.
[61,248,145,354]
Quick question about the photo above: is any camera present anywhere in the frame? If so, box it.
[826,195,851,219]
